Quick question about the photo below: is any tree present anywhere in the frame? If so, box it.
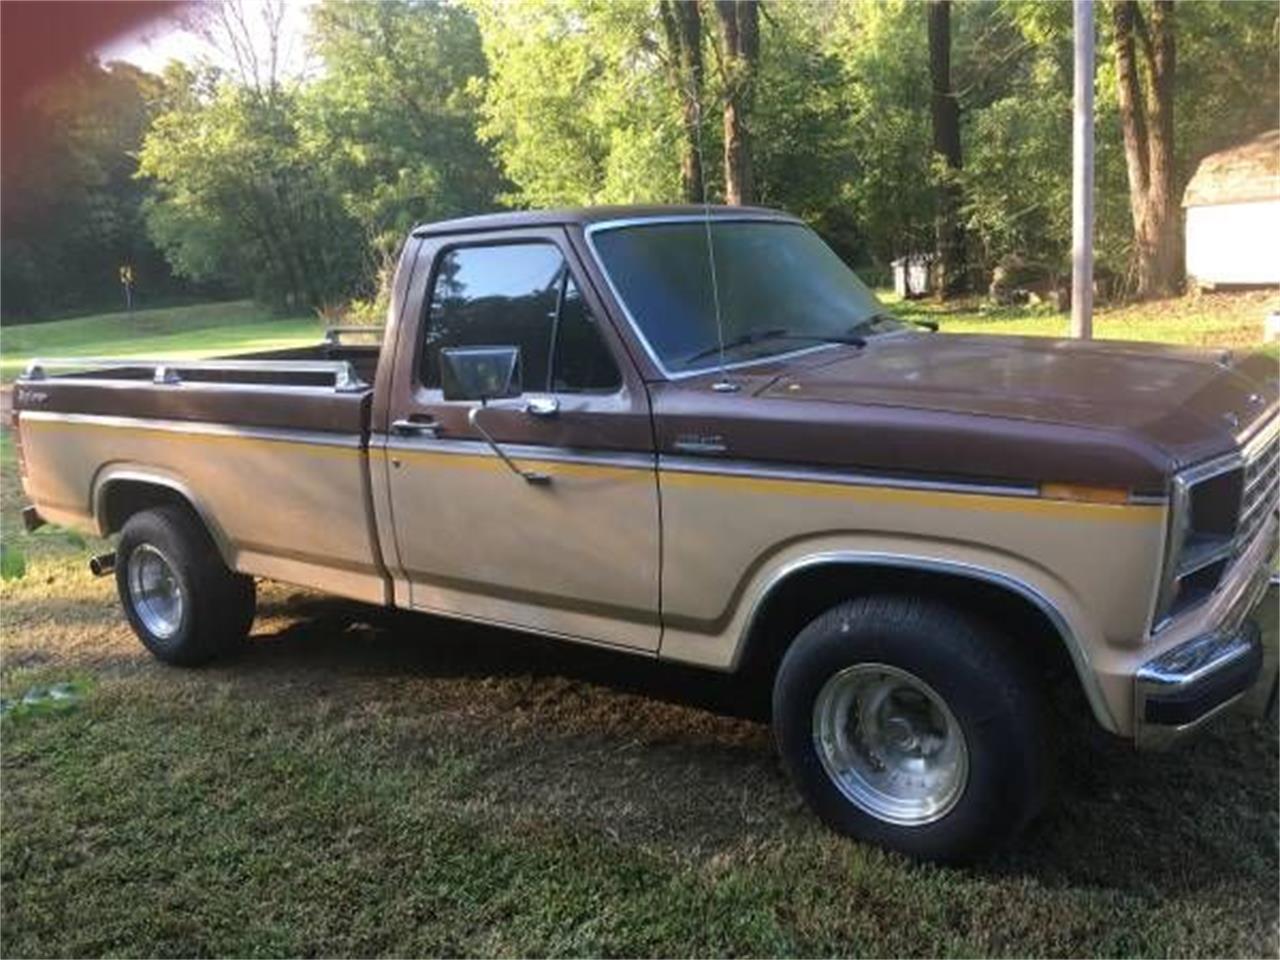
[714,0,760,205]
[927,0,966,296]
[139,53,361,308]
[469,0,682,206]
[657,0,705,203]
[1112,0,1179,298]
[0,60,196,319]
[306,0,503,307]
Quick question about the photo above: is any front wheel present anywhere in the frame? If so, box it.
[772,596,1049,863]
[115,505,256,666]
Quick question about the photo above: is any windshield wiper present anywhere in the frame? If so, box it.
[846,311,936,335]
[684,328,866,365]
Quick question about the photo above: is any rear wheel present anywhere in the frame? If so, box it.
[772,595,1049,863]
[115,505,256,666]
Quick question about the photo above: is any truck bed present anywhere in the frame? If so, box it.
[15,345,390,605]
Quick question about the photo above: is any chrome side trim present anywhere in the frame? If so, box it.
[21,356,367,393]
[736,551,1115,731]
[660,454,1040,499]
[583,216,849,381]
[21,411,363,450]
[1130,493,1171,506]
[380,440,1060,500]
[379,434,656,471]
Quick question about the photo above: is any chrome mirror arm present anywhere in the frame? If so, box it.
[468,406,551,485]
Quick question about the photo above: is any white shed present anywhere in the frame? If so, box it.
[1183,129,1280,288]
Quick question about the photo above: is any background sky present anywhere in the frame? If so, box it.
[96,0,315,76]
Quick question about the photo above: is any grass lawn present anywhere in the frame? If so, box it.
[1,292,1277,956]
[0,300,322,383]
[890,287,1280,356]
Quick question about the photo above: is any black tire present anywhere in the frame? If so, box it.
[772,595,1049,863]
[115,505,256,666]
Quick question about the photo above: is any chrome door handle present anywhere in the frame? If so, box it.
[391,417,439,437]
[524,397,559,418]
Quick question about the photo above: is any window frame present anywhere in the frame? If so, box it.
[415,237,623,400]
[583,213,867,381]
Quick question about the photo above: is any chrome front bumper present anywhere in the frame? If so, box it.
[1134,550,1276,749]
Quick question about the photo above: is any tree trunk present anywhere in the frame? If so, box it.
[658,0,704,203]
[715,0,758,206]
[1112,0,1180,298]
[927,0,966,298]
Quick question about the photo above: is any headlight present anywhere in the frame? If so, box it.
[1153,455,1243,628]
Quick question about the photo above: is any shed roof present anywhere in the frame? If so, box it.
[1183,129,1279,207]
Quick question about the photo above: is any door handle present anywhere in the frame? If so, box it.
[391,417,439,437]
[524,397,559,418]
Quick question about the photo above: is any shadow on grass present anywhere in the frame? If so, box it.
[221,593,1277,898]
[248,593,770,721]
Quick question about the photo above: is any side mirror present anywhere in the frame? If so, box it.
[440,346,522,402]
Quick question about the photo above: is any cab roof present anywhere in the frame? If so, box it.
[411,204,800,237]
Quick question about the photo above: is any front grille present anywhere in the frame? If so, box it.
[1157,419,1279,628]
[1236,428,1279,556]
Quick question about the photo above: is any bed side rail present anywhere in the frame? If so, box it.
[19,357,369,393]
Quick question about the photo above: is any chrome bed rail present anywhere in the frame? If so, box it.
[19,357,369,393]
[323,325,384,345]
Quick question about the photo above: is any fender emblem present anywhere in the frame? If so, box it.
[673,434,728,455]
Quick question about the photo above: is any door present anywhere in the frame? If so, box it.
[383,230,661,651]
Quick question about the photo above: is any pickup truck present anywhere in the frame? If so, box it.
[13,205,1279,862]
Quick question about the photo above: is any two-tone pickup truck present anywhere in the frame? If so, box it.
[13,206,1279,862]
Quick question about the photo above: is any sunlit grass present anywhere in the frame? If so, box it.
[881,287,1280,356]
[0,300,323,382]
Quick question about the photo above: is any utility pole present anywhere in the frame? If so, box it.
[1071,0,1095,339]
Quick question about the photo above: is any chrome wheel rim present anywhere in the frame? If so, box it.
[127,544,184,639]
[812,663,967,825]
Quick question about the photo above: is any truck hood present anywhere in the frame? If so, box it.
[760,333,1279,468]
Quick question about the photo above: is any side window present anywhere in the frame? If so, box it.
[421,243,564,391]
[551,276,622,394]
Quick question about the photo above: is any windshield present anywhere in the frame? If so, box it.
[589,220,900,375]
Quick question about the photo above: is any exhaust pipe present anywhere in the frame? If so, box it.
[88,552,116,577]
[21,506,45,532]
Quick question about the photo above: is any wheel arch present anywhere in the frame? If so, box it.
[93,467,235,568]
[733,552,1116,732]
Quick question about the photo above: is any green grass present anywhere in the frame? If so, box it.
[0,300,323,382]
[885,288,1280,356]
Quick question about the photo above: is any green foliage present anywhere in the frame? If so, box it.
[306,0,504,255]
[0,61,202,319]
[0,543,26,582]
[138,65,363,310]
[751,5,853,247]
[469,0,683,207]
[8,0,1277,318]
